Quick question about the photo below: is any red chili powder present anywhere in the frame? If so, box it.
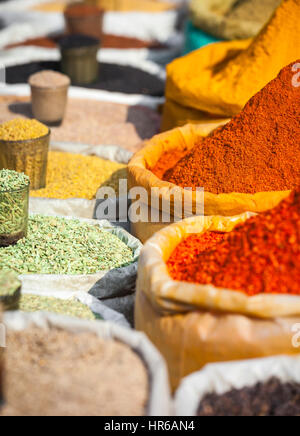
[5,34,166,50]
[167,190,300,296]
[161,61,300,194]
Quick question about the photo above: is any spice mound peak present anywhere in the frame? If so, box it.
[0,119,49,141]
[0,169,29,192]
[167,189,300,296]
[163,61,300,194]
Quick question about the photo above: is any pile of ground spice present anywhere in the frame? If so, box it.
[30,151,126,199]
[6,61,165,97]
[161,62,300,194]
[0,95,160,152]
[29,70,70,88]
[167,190,300,296]
[0,328,149,416]
[5,34,167,50]
[197,377,300,416]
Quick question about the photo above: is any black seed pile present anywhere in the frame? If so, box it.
[6,61,165,96]
[197,378,300,416]
[59,34,100,50]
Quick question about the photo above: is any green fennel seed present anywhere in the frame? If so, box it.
[19,294,102,320]
[0,169,29,236]
[0,215,134,275]
[0,270,21,297]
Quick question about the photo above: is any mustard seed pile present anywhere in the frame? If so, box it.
[0,215,134,275]
[1,328,149,416]
[0,119,49,141]
[30,151,127,199]
[19,294,101,320]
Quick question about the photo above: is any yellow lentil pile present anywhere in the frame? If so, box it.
[0,119,49,141]
[30,151,127,199]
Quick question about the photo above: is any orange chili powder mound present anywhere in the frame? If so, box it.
[160,61,300,194]
[167,190,300,296]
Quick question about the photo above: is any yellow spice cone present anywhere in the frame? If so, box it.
[164,0,300,121]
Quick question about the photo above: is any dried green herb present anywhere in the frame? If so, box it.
[0,215,134,275]
[19,294,102,320]
[0,270,21,297]
[0,169,29,237]
[0,269,21,309]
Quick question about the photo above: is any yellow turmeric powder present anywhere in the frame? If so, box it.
[30,151,127,200]
[163,0,300,129]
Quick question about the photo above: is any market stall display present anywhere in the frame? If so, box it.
[0,170,30,246]
[0,0,299,418]
[162,0,300,130]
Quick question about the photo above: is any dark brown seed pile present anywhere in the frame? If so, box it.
[197,378,300,416]
[6,61,165,97]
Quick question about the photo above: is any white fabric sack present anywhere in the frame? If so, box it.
[175,355,300,416]
[103,10,178,43]
[0,11,64,49]
[3,311,172,416]
[20,289,130,328]
[0,83,164,109]
[0,9,178,47]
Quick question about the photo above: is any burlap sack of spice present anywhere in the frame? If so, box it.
[13,213,142,325]
[128,123,289,242]
[190,0,281,41]
[135,215,300,390]
[175,356,300,416]
[3,311,172,416]
[162,0,300,130]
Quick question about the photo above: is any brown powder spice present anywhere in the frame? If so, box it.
[1,328,149,416]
